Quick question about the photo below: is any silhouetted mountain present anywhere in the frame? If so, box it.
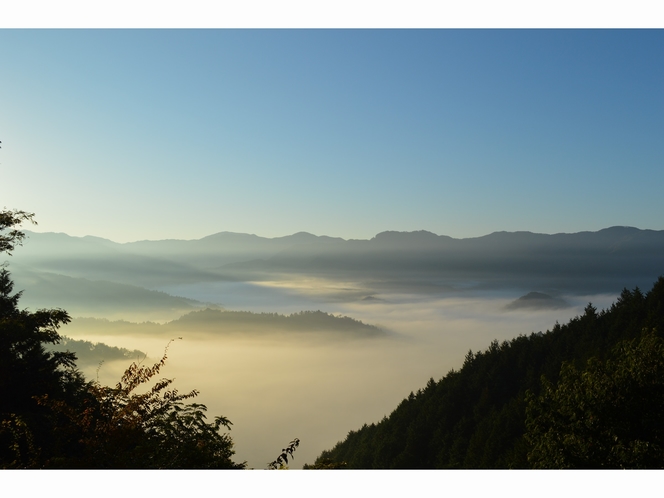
[169,308,383,337]
[361,296,386,303]
[14,231,218,287]
[505,292,570,311]
[65,309,384,339]
[10,266,210,321]
[14,226,664,298]
[222,226,664,294]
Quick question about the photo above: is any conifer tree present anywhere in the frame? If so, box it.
[0,209,85,467]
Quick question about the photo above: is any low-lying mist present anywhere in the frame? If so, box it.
[62,280,619,469]
[10,228,660,467]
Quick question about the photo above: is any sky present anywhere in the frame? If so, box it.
[3,17,664,480]
[1,29,663,242]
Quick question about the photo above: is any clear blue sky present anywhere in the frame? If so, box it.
[1,29,662,242]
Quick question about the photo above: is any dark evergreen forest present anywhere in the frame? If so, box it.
[308,277,664,469]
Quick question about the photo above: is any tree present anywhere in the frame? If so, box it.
[46,339,244,469]
[0,209,85,467]
[0,208,245,468]
[268,438,300,469]
[0,209,35,255]
[525,331,664,468]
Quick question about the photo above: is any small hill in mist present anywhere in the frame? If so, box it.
[169,308,383,336]
[505,292,570,311]
[361,295,386,303]
[65,309,384,339]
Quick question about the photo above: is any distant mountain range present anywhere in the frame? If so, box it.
[6,227,664,317]
[217,227,664,293]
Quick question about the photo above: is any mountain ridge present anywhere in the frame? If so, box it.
[13,226,664,303]
[23,225,656,245]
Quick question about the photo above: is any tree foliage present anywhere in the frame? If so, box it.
[0,209,35,255]
[268,438,300,469]
[526,331,664,468]
[43,339,244,468]
[0,208,244,469]
[0,210,83,467]
[303,457,347,469]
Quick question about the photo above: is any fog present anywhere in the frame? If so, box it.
[63,277,619,469]
[12,229,645,467]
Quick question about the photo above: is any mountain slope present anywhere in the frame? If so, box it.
[308,276,664,468]
[10,267,209,321]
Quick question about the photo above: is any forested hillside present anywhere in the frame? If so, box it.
[309,277,664,469]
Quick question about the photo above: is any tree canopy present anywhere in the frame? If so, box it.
[526,331,664,468]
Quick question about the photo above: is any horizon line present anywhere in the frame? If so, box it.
[20,225,655,245]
